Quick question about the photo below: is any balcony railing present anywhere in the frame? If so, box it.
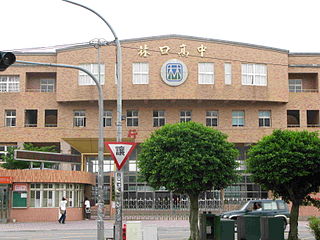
[24,124,37,127]
[289,89,318,93]
[25,89,55,92]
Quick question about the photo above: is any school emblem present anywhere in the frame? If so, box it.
[161,59,188,86]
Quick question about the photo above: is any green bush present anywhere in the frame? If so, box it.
[309,216,320,240]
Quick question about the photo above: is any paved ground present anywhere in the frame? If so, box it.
[0,220,315,240]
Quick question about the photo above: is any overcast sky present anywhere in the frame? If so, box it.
[2,0,320,52]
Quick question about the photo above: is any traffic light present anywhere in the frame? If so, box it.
[0,51,16,71]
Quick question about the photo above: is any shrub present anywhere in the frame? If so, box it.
[309,216,320,240]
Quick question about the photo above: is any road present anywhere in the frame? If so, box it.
[0,220,315,240]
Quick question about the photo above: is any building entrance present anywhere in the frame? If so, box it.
[0,185,9,223]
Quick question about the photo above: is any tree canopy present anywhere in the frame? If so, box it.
[138,121,239,240]
[1,143,57,169]
[247,129,320,240]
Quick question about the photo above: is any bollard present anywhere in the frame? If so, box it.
[122,224,127,240]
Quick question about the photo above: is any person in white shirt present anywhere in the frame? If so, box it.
[84,198,91,220]
[58,197,68,224]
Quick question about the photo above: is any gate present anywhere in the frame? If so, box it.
[0,185,9,223]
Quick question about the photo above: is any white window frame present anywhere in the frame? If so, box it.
[132,63,149,84]
[180,110,192,123]
[153,110,166,127]
[5,110,16,127]
[232,110,245,127]
[241,64,267,86]
[224,63,232,85]
[73,110,86,127]
[79,64,105,86]
[126,110,139,127]
[198,63,214,84]
[103,110,112,127]
[0,75,20,92]
[40,79,55,92]
[289,79,302,92]
[206,111,218,127]
[259,110,271,127]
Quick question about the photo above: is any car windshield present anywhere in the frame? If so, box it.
[240,201,251,211]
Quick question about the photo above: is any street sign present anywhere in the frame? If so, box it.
[104,142,137,170]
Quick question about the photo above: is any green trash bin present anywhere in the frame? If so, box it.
[200,213,221,240]
[237,216,260,240]
[260,217,284,240]
[221,219,235,240]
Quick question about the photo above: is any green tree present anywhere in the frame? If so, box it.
[2,143,57,169]
[247,130,320,240]
[138,122,239,240]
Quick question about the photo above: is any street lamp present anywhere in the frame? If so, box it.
[62,1,123,240]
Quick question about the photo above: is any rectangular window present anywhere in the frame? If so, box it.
[198,63,214,84]
[241,64,267,86]
[224,63,232,85]
[153,110,165,127]
[73,110,86,127]
[40,79,55,92]
[232,111,245,127]
[126,110,139,127]
[5,110,16,127]
[103,110,112,127]
[206,111,218,127]
[287,110,300,127]
[289,79,302,92]
[45,110,58,127]
[259,110,271,127]
[132,63,149,84]
[307,110,320,127]
[25,110,38,127]
[0,75,20,92]
[180,110,192,123]
[79,64,105,86]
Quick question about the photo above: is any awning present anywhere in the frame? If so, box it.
[62,138,134,154]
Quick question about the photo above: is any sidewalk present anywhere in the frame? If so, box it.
[0,220,190,232]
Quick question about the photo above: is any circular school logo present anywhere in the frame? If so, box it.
[161,59,188,86]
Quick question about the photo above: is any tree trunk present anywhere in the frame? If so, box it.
[288,200,300,240]
[189,193,200,240]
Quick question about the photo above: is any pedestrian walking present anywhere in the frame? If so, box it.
[58,197,68,224]
[84,198,91,220]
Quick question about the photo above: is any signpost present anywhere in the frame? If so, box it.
[105,142,136,240]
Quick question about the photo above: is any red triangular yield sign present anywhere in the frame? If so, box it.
[104,142,137,170]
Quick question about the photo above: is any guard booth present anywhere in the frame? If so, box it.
[0,177,11,223]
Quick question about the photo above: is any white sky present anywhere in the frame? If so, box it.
[1,0,320,52]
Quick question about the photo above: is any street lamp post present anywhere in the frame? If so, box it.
[15,60,105,238]
[62,1,123,240]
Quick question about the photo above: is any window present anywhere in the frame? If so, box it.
[153,110,165,127]
[287,110,300,127]
[30,183,83,208]
[78,64,105,85]
[198,63,214,84]
[289,79,302,92]
[5,110,16,127]
[180,110,192,123]
[0,145,17,162]
[241,64,267,86]
[40,79,55,92]
[45,110,58,127]
[0,75,20,92]
[132,63,149,84]
[232,111,245,127]
[206,111,218,127]
[25,110,38,127]
[259,110,271,127]
[126,110,139,127]
[103,110,112,127]
[307,110,320,127]
[224,63,232,85]
[73,110,86,127]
